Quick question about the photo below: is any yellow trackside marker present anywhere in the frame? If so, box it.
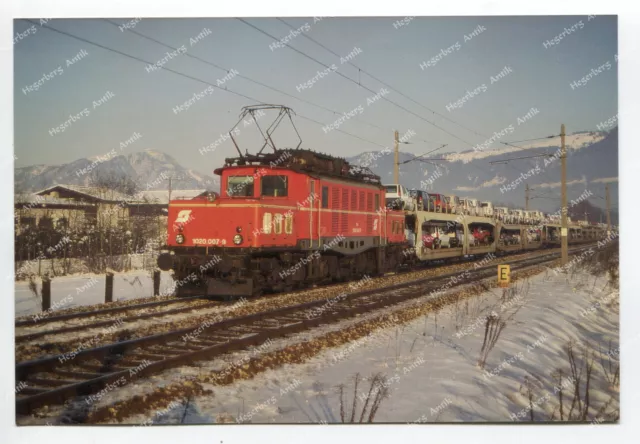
[498,265,510,288]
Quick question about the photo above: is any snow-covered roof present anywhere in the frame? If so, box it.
[28,185,207,206]
[15,194,95,207]
[136,189,207,204]
[34,184,132,202]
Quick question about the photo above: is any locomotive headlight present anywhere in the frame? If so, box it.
[176,233,185,244]
[233,234,243,245]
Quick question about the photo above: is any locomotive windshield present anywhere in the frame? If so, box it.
[261,175,288,197]
[227,176,254,197]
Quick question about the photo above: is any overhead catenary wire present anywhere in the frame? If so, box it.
[277,16,568,173]
[502,135,560,145]
[237,19,514,184]
[22,19,396,154]
[237,18,487,149]
[104,17,561,189]
[24,18,577,208]
[276,17,491,142]
[101,18,400,137]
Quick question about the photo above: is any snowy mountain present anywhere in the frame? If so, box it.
[14,150,220,193]
[346,128,619,214]
[14,129,618,217]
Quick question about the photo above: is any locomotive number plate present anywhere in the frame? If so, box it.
[193,238,227,245]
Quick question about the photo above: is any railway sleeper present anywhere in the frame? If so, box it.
[75,363,132,373]
[127,352,172,361]
[27,377,83,388]
[227,325,260,334]
[199,335,234,343]
[18,387,50,396]
[187,338,222,347]
[161,346,197,354]
[55,369,105,379]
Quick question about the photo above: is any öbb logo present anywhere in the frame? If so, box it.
[173,210,195,231]
[175,210,193,223]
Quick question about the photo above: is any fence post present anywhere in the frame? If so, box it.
[153,270,161,296]
[105,272,114,303]
[42,276,51,312]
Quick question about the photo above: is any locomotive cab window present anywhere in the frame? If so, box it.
[227,176,254,197]
[321,186,329,208]
[261,175,288,197]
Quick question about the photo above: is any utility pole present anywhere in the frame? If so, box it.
[605,183,611,234]
[561,123,568,265]
[394,130,399,184]
[168,177,172,201]
[525,184,530,211]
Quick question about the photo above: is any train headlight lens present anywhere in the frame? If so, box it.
[176,234,185,244]
[233,234,243,245]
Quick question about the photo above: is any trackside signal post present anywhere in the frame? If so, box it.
[498,265,510,288]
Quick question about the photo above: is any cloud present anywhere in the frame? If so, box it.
[455,175,506,192]
[444,132,605,164]
[535,178,586,189]
[481,175,507,187]
[591,176,618,184]
[454,186,477,192]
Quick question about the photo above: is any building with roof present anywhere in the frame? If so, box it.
[14,185,206,234]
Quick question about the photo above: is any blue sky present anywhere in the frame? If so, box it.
[14,16,617,173]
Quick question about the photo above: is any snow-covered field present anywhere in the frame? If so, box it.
[14,270,177,317]
[15,259,621,425]
[165,269,617,424]
[55,265,617,425]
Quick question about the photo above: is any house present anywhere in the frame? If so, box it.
[14,185,206,233]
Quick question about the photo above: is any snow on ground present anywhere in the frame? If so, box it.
[89,266,619,425]
[16,264,620,425]
[14,270,177,317]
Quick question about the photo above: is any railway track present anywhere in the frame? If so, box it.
[15,245,574,344]
[15,294,212,328]
[15,298,221,342]
[15,245,592,416]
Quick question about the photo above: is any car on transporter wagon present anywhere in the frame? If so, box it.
[384,184,416,211]
[408,189,429,211]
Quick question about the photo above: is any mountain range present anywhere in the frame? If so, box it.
[347,128,618,219]
[14,150,220,193]
[14,129,618,223]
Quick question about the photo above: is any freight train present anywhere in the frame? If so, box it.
[157,105,609,298]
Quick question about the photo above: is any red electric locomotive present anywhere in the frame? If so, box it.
[158,105,407,297]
